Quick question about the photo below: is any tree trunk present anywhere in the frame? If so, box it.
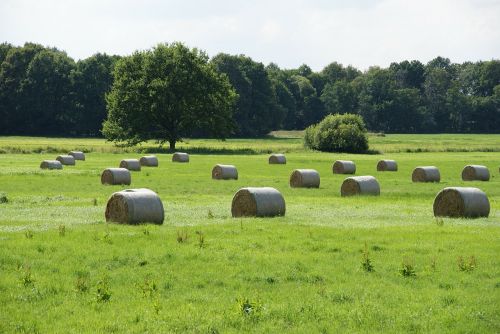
[169,139,176,151]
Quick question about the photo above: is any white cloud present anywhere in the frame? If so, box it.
[0,0,498,71]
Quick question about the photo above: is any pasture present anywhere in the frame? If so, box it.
[0,135,499,333]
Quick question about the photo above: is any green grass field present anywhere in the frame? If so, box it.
[0,135,499,333]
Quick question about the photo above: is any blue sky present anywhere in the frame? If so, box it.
[1,0,499,70]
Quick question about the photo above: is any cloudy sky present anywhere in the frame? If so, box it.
[1,0,499,70]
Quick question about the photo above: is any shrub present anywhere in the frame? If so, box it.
[304,114,369,153]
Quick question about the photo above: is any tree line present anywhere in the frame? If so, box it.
[1,42,499,137]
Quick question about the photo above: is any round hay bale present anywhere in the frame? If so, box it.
[341,176,380,196]
[377,159,398,171]
[461,165,490,181]
[119,159,141,171]
[433,187,490,218]
[105,188,164,224]
[332,160,356,174]
[69,151,85,161]
[172,152,189,163]
[56,155,75,166]
[101,168,131,185]
[40,160,62,170]
[289,169,320,188]
[412,166,440,182]
[212,164,238,180]
[140,155,159,167]
[231,187,285,217]
[269,154,286,164]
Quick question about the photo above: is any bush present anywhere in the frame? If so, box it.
[304,114,369,153]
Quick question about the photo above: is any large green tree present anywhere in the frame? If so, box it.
[103,43,236,150]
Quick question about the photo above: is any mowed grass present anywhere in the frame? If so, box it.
[0,136,499,333]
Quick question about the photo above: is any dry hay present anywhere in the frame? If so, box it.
[377,159,398,172]
[341,176,380,196]
[172,152,189,163]
[140,155,159,167]
[433,187,490,218]
[412,166,440,182]
[105,188,164,224]
[231,187,285,217]
[56,155,75,166]
[101,168,131,185]
[332,160,356,174]
[40,160,62,170]
[119,159,141,171]
[289,169,320,188]
[212,164,238,180]
[461,165,490,181]
[69,151,85,161]
[269,154,286,164]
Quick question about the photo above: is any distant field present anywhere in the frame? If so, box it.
[0,136,499,333]
[1,133,499,155]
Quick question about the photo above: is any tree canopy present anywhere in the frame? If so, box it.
[0,42,499,138]
[102,43,237,149]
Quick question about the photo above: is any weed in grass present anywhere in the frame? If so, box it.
[92,198,98,206]
[176,230,188,243]
[36,245,45,253]
[24,229,33,239]
[139,276,158,298]
[430,257,437,271]
[207,209,214,219]
[458,256,477,272]
[142,228,150,236]
[196,230,205,249]
[442,296,456,307]
[399,258,417,277]
[75,272,90,293]
[0,192,8,203]
[96,275,111,303]
[330,292,353,304]
[103,231,112,244]
[138,260,148,267]
[21,265,34,287]
[152,298,161,315]
[361,243,374,272]
[236,297,263,316]
[58,224,66,237]
[435,218,444,227]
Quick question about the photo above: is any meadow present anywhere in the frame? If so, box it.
[0,135,499,333]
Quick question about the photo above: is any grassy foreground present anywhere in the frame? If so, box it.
[0,136,499,333]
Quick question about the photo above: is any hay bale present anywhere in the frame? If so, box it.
[289,169,320,188]
[101,168,131,185]
[40,160,62,170]
[69,151,85,161]
[332,160,356,174]
[377,159,398,171]
[412,166,440,182]
[341,176,380,196]
[140,155,159,167]
[119,159,141,171]
[172,152,189,163]
[433,187,490,218]
[105,188,164,224]
[56,155,75,166]
[461,165,490,181]
[231,187,285,217]
[212,164,238,180]
[269,154,286,164]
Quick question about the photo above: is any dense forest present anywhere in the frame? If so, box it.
[0,42,499,137]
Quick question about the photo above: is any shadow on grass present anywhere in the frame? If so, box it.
[140,147,263,155]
